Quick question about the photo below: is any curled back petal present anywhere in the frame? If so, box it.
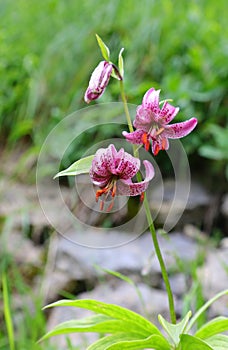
[160,102,180,124]
[122,129,144,145]
[164,117,198,139]
[117,160,154,196]
[117,152,140,180]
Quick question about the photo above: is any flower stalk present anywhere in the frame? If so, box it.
[119,80,134,134]
[120,80,177,324]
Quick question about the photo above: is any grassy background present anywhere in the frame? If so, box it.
[1,0,227,181]
[0,0,227,349]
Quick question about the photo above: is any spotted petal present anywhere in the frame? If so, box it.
[134,105,154,131]
[142,88,160,112]
[91,146,112,177]
[90,170,112,187]
[118,160,154,196]
[117,152,140,180]
[160,102,180,124]
[123,129,144,145]
[164,117,198,139]
[109,146,125,174]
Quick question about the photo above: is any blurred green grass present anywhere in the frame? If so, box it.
[1,0,227,165]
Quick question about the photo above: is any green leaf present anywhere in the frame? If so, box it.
[185,289,228,333]
[39,314,153,342]
[94,266,134,285]
[158,311,192,346]
[179,334,213,350]
[87,334,170,350]
[199,145,224,160]
[195,317,228,339]
[95,34,110,61]
[205,335,228,350]
[107,334,171,350]
[87,333,145,350]
[54,155,94,178]
[43,299,162,337]
[2,274,15,350]
[118,48,124,78]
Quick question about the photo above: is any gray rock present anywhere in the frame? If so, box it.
[198,248,228,317]
[0,179,73,239]
[0,230,42,267]
[41,230,199,303]
[150,180,212,230]
[166,274,187,297]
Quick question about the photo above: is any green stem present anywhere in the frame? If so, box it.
[143,194,176,324]
[119,80,134,133]
[119,80,176,324]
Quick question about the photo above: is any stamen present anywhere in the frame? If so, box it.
[140,192,145,202]
[95,179,117,211]
[154,144,160,156]
[100,200,104,211]
[96,188,107,202]
[141,133,150,151]
[156,127,164,136]
[112,182,117,197]
[162,138,167,150]
[107,199,114,212]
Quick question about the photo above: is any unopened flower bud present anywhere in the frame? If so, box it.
[84,61,113,103]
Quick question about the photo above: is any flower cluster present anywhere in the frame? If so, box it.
[83,45,197,210]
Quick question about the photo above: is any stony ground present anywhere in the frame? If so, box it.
[0,165,227,348]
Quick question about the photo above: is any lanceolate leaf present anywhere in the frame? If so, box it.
[39,314,154,342]
[186,289,228,332]
[195,317,228,339]
[95,34,110,61]
[54,155,94,178]
[106,334,171,350]
[87,333,145,350]
[43,299,162,337]
[205,335,228,350]
[179,334,213,350]
[158,311,192,346]
[87,333,170,350]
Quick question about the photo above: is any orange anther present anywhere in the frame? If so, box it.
[141,133,150,151]
[140,192,145,202]
[154,144,160,156]
[162,138,167,150]
[100,200,104,211]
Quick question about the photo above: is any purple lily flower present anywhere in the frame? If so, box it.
[90,144,154,211]
[84,61,113,103]
[123,88,198,155]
